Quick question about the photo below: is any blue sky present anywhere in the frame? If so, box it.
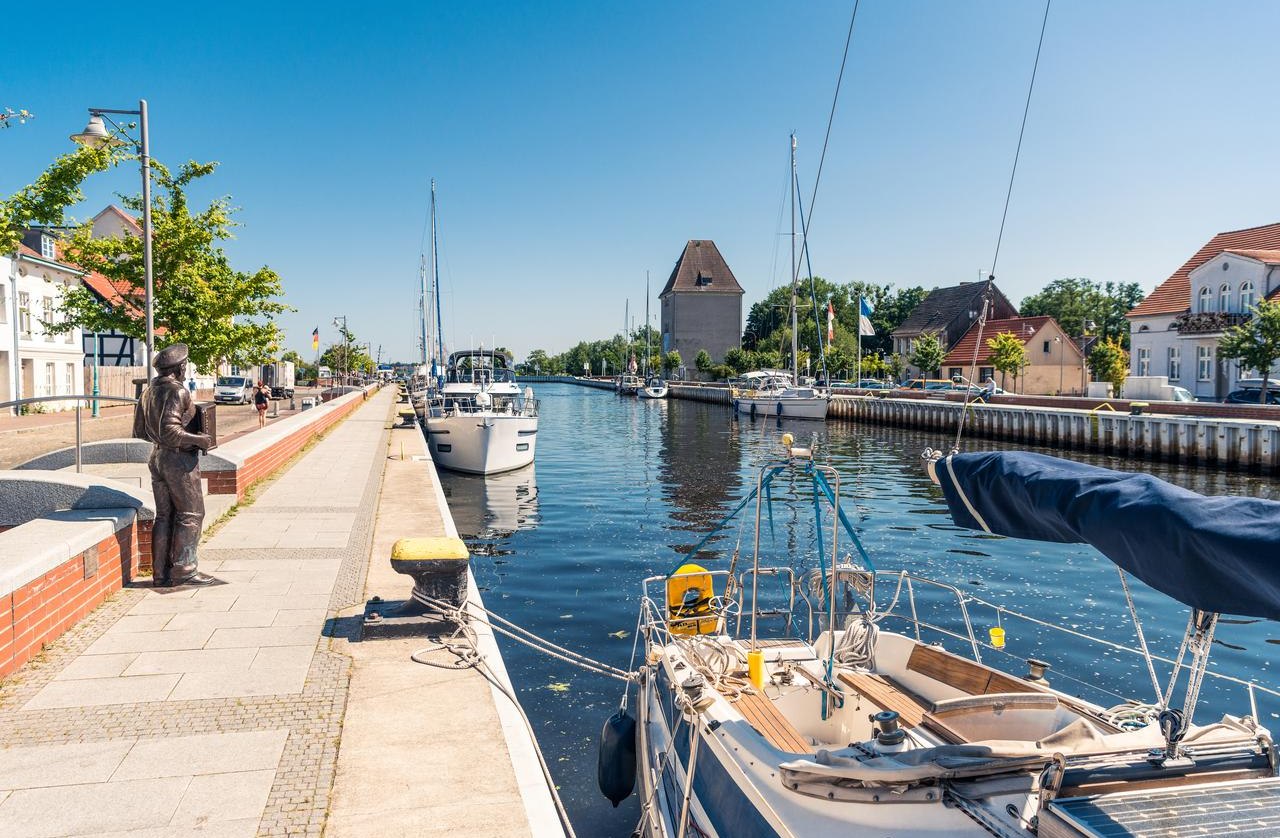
[4,0,1279,362]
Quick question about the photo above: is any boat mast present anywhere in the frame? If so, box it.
[431,179,445,378]
[624,298,629,376]
[644,272,650,378]
[419,253,428,367]
[790,133,800,386]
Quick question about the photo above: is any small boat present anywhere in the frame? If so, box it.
[636,272,667,400]
[638,375,668,400]
[615,374,641,396]
[610,439,1280,837]
[731,370,829,419]
[425,349,538,474]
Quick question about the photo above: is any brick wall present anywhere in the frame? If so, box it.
[0,518,141,678]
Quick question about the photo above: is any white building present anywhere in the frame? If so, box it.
[1128,222,1280,401]
[2,236,87,412]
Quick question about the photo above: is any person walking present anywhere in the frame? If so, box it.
[254,380,270,428]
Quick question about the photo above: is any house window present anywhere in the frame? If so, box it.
[64,363,75,396]
[979,366,994,383]
[42,296,54,341]
[41,235,56,259]
[1167,346,1180,381]
[949,367,962,381]
[1042,340,1050,353]
[1197,346,1212,381]
[18,292,31,337]
[1219,283,1231,313]
[44,362,55,396]
[1137,347,1150,376]
[1241,281,1255,311]
[695,272,713,287]
[0,284,6,324]
[1198,287,1212,313]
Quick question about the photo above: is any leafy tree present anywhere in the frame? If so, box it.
[859,353,888,380]
[986,331,1029,391]
[53,160,291,373]
[694,349,713,373]
[1218,300,1280,404]
[662,350,682,376]
[525,349,551,374]
[885,353,905,382]
[724,347,755,374]
[1087,337,1129,396]
[320,340,373,380]
[1,144,121,254]
[1021,278,1145,349]
[908,334,945,377]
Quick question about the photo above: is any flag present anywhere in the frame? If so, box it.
[859,297,875,337]
[826,299,835,343]
[311,327,319,352]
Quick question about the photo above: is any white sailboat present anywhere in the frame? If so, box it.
[426,348,538,475]
[638,271,668,400]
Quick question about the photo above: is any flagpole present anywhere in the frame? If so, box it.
[856,294,863,385]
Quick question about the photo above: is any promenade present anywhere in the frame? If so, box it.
[0,386,552,836]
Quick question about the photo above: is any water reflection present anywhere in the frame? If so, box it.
[439,465,540,541]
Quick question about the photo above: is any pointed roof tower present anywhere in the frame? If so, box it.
[659,240,744,298]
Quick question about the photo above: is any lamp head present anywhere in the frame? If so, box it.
[70,114,124,148]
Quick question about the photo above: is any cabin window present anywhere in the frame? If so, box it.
[436,444,452,453]
[1167,346,1180,381]
[1137,347,1150,376]
[1198,287,1212,313]
[1219,283,1231,313]
[516,443,530,452]
[1197,346,1212,381]
[1240,281,1255,311]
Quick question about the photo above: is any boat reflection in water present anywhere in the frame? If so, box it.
[438,465,539,557]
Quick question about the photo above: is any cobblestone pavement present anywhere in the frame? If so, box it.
[0,388,395,837]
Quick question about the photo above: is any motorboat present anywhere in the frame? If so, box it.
[425,349,538,474]
[638,375,668,400]
[607,441,1280,837]
[615,374,642,396]
[731,370,829,420]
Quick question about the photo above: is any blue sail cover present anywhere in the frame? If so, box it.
[935,451,1280,619]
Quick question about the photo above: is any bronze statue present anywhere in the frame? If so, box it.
[133,343,216,587]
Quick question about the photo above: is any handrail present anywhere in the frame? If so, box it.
[1,393,140,474]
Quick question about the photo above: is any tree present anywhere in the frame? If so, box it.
[320,341,372,380]
[1218,300,1280,404]
[53,160,291,373]
[1087,337,1129,396]
[662,350,681,376]
[986,331,1029,391]
[723,347,755,374]
[694,349,713,374]
[1021,278,1145,349]
[1,144,121,254]
[909,334,945,377]
[525,349,551,374]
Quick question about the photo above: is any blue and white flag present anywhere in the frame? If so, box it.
[858,297,875,337]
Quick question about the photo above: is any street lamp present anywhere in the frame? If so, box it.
[332,316,349,385]
[71,101,154,373]
[1054,336,1063,395]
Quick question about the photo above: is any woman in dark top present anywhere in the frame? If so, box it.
[254,381,270,427]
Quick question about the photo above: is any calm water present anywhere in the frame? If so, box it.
[435,383,1280,838]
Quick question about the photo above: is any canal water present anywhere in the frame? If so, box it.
[436,382,1280,838]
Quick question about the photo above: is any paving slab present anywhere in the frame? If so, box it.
[0,776,191,838]
[112,730,289,780]
[0,740,134,790]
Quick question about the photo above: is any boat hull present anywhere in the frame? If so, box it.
[425,413,537,474]
[638,385,668,399]
[732,395,828,420]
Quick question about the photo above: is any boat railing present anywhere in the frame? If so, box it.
[427,394,538,417]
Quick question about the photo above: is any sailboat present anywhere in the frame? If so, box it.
[610,438,1280,837]
[638,271,668,400]
[614,298,642,396]
[732,135,830,421]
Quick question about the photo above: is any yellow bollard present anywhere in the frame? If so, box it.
[747,649,765,688]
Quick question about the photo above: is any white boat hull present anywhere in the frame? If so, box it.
[732,395,828,420]
[638,385,668,399]
[425,413,537,474]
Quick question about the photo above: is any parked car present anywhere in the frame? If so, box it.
[214,375,255,405]
[856,379,891,390]
[1225,388,1280,406]
[898,379,953,391]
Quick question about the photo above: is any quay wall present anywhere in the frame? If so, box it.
[531,375,1280,473]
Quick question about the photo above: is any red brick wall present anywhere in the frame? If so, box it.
[0,520,141,678]
[205,392,369,500]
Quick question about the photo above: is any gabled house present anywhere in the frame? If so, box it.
[941,315,1085,395]
[1128,222,1280,400]
[2,234,86,412]
[660,240,744,370]
[891,279,1017,378]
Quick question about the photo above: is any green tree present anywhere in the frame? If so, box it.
[52,160,290,373]
[1087,337,1129,396]
[694,349,713,374]
[1021,279,1145,349]
[662,350,682,376]
[1,144,121,254]
[724,347,755,374]
[909,334,945,377]
[320,342,373,380]
[525,349,551,374]
[1218,300,1280,404]
[986,331,1029,391]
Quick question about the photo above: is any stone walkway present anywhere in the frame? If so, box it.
[0,388,396,837]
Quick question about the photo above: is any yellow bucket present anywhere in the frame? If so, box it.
[989,626,1006,649]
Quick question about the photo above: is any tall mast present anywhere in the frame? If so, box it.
[624,298,629,375]
[431,179,444,374]
[419,254,428,366]
[644,272,651,378]
[790,133,800,386]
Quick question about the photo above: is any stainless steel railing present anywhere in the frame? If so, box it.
[0,394,139,474]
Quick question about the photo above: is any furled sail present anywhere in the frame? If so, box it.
[933,451,1280,619]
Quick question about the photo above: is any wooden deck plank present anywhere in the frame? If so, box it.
[731,691,812,753]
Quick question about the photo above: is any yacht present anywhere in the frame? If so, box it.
[638,374,668,399]
[425,349,538,474]
[731,370,829,420]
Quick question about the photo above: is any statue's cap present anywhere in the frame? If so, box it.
[154,343,189,370]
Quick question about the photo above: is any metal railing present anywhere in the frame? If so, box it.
[0,394,139,473]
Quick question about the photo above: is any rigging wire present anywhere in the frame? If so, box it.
[986,0,1052,283]
[805,0,861,226]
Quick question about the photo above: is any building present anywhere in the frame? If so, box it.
[659,240,744,370]
[1127,222,1280,401]
[941,316,1085,394]
[891,279,1018,378]
[2,236,87,412]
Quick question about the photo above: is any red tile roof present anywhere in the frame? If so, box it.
[1128,222,1280,318]
[659,240,744,297]
[941,316,1063,366]
[15,243,83,273]
[1224,248,1280,265]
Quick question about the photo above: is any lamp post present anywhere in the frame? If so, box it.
[1054,336,1063,395]
[332,316,349,386]
[71,101,154,373]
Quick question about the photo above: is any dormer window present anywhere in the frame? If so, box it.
[1198,287,1212,313]
[695,272,713,287]
[40,234,56,259]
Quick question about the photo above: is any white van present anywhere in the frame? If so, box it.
[214,375,254,405]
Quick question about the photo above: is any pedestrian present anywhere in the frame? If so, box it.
[254,380,270,427]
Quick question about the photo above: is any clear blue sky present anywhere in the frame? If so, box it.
[4,0,1278,362]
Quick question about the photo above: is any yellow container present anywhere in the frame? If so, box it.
[747,649,765,688]
[989,626,1006,649]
